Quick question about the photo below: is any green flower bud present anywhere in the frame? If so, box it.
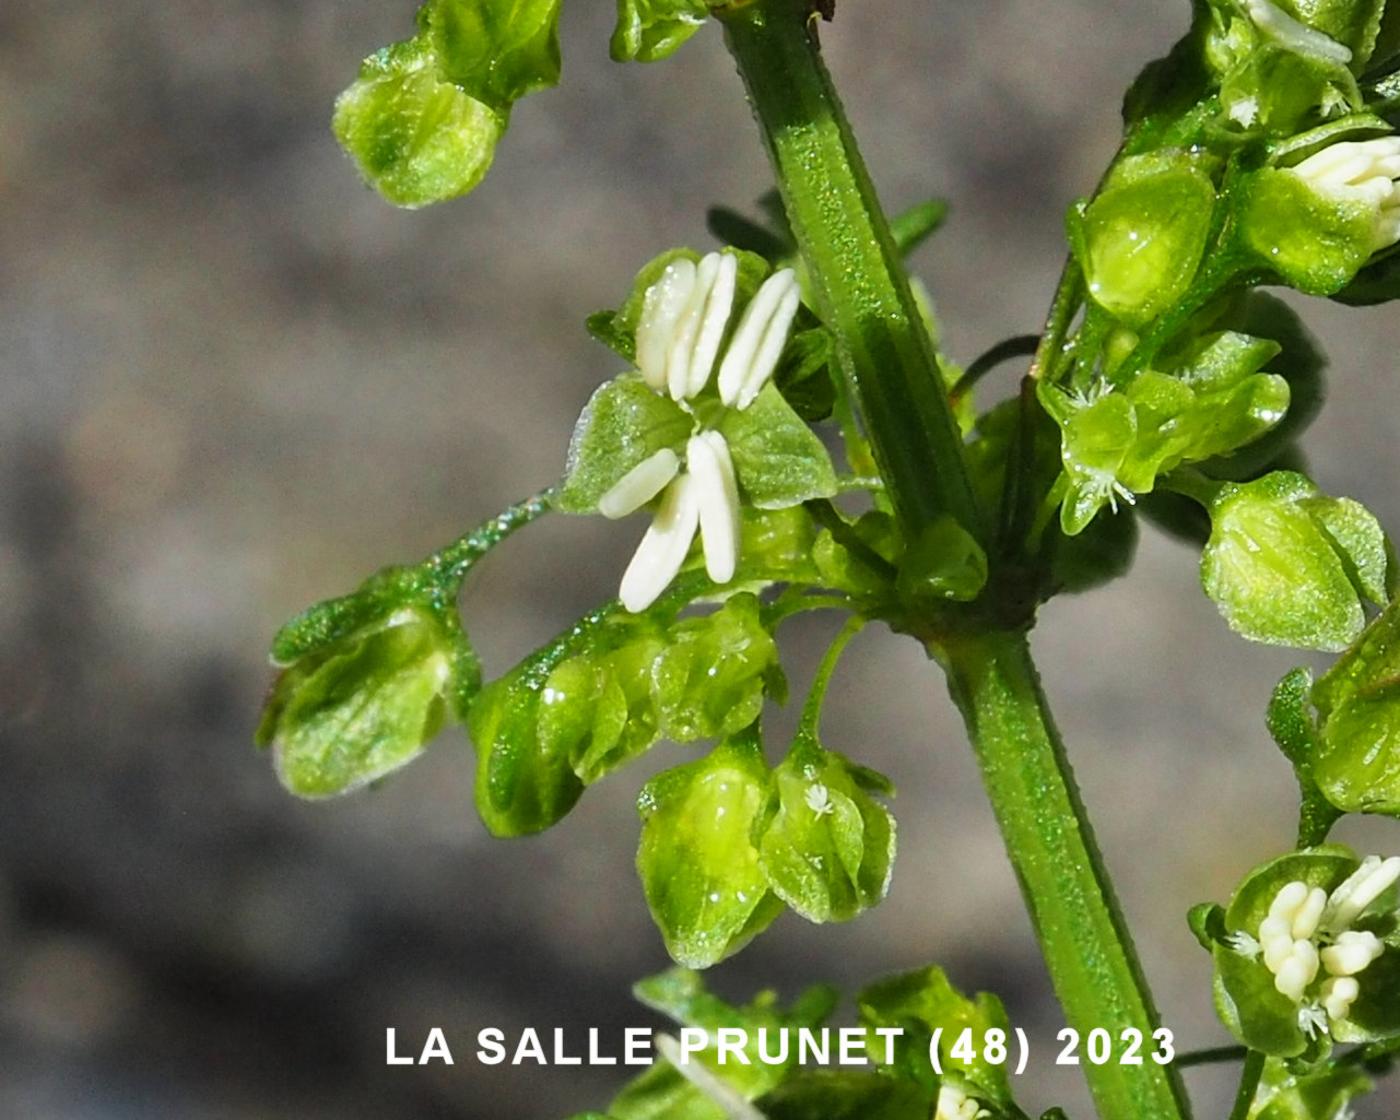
[636,731,782,968]
[1079,154,1216,326]
[1200,471,1389,650]
[756,738,896,924]
[256,604,457,798]
[1240,136,1400,294]
[895,517,988,605]
[1209,846,1400,1057]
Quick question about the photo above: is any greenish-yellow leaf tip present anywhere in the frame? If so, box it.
[333,39,503,208]
[256,604,457,798]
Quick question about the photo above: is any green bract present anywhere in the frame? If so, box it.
[611,0,710,63]
[1247,1056,1371,1120]
[1312,598,1400,814]
[636,731,782,968]
[1200,471,1389,650]
[757,736,896,923]
[333,0,564,207]
[858,965,1015,1109]
[1079,153,1216,326]
[257,602,460,798]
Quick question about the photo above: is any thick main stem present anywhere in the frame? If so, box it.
[721,4,1190,1117]
[942,632,1192,1118]
[721,0,981,544]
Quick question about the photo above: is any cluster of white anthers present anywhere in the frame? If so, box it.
[1291,136,1400,255]
[1230,856,1400,1037]
[601,251,802,613]
[934,1084,991,1120]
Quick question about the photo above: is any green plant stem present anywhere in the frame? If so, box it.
[1229,1051,1266,1120]
[720,0,982,545]
[721,5,1188,1117]
[941,631,1193,1120]
[426,488,556,588]
[1175,1045,1248,1069]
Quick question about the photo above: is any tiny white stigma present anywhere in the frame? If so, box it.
[1228,96,1260,128]
[804,783,834,816]
[1228,930,1262,960]
[1298,1002,1329,1038]
[717,268,802,410]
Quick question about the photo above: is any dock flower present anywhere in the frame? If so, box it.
[557,249,837,612]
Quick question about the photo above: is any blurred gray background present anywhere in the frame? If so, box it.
[3,0,1400,1116]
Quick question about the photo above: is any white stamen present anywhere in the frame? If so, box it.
[686,432,741,585]
[1293,887,1328,940]
[1321,930,1384,977]
[717,269,801,410]
[637,260,697,392]
[934,1085,990,1120]
[668,253,733,402]
[1244,0,1353,65]
[1293,140,1400,254]
[599,448,681,519]
[619,473,699,613]
[1326,855,1400,930]
[1322,975,1361,1022]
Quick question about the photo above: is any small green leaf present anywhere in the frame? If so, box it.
[1200,472,1381,651]
[610,0,710,63]
[258,605,458,798]
[427,0,564,111]
[858,966,1014,1106]
[718,383,838,509]
[636,731,781,968]
[1248,1055,1371,1120]
[757,738,896,923]
[333,38,504,209]
[557,374,694,513]
[888,199,950,257]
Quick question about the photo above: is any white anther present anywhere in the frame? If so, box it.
[1293,887,1328,940]
[1244,0,1353,65]
[1260,916,1295,973]
[1326,856,1400,931]
[619,473,699,613]
[1322,976,1361,1023]
[686,432,741,585]
[935,1085,989,1120]
[717,269,801,410]
[1321,930,1385,977]
[1274,941,1319,1003]
[1270,881,1311,922]
[637,259,697,392]
[599,448,682,519]
[1293,140,1400,254]
[668,252,736,401]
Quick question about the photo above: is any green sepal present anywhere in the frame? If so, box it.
[756,736,897,923]
[1200,471,1388,651]
[427,0,564,110]
[1239,166,1379,295]
[813,511,903,598]
[857,966,1014,1106]
[257,603,460,798]
[1313,599,1400,815]
[1189,901,1230,951]
[1213,846,1361,1056]
[718,382,839,509]
[1080,154,1216,326]
[610,0,709,63]
[556,374,693,513]
[756,1072,935,1120]
[333,37,504,208]
[636,729,781,968]
[1039,384,1137,536]
[1247,1055,1372,1120]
